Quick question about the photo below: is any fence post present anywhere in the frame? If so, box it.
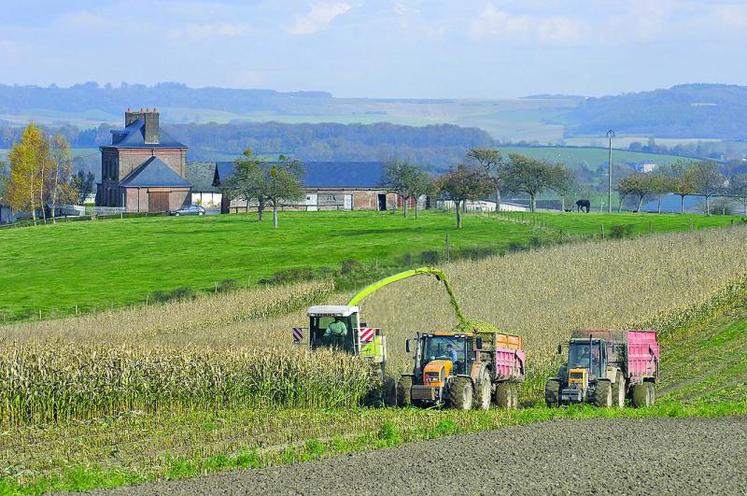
[600,224,605,239]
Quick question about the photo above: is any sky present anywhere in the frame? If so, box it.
[0,0,745,99]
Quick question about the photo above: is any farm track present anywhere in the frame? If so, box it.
[87,416,747,496]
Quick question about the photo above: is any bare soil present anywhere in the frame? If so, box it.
[86,416,747,496]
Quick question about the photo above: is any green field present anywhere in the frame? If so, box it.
[497,146,689,169]
[0,210,742,321]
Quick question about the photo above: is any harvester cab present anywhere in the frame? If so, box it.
[303,305,386,364]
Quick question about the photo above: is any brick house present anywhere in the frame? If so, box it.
[212,161,406,213]
[96,109,191,212]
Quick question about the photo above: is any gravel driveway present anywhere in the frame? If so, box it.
[87,416,747,496]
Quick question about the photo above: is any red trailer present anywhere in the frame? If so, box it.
[546,329,660,408]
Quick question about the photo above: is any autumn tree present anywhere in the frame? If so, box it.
[7,123,51,225]
[437,164,493,228]
[49,134,78,223]
[384,160,432,218]
[466,148,503,211]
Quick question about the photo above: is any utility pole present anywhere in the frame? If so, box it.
[607,129,615,214]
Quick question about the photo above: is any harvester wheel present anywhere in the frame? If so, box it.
[647,382,656,406]
[396,376,413,407]
[544,379,560,408]
[612,372,626,408]
[475,369,492,410]
[494,383,511,409]
[592,380,613,407]
[449,377,474,410]
[632,383,651,407]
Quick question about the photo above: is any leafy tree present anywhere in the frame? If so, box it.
[649,170,673,214]
[264,155,305,228]
[668,161,697,214]
[503,154,555,213]
[728,174,747,216]
[222,149,266,220]
[384,161,431,218]
[617,173,654,213]
[689,161,725,215]
[548,163,576,212]
[436,164,493,228]
[466,148,503,211]
[7,123,51,225]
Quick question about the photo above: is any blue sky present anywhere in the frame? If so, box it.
[1,0,745,98]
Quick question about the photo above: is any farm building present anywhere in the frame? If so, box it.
[212,161,403,213]
[185,162,222,209]
[96,109,191,213]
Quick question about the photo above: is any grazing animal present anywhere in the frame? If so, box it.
[576,199,591,213]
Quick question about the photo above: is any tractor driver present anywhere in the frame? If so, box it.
[445,343,458,364]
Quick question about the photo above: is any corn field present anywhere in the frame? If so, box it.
[0,345,371,426]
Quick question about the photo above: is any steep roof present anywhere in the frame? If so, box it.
[186,162,219,193]
[103,118,187,149]
[119,157,192,188]
[213,161,386,189]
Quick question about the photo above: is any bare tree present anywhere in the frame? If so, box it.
[467,148,503,212]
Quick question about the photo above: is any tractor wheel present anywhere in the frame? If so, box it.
[647,382,656,406]
[396,376,413,407]
[612,372,626,408]
[475,369,492,410]
[632,383,651,408]
[448,377,474,410]
[494,382,511,409]
[545,379,561,408]
[592,380,613,407]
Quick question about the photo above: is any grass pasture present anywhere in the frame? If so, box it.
[1,226,746,493]
[0,210,741,322]
[497,145,689,170]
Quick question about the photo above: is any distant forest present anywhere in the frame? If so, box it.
[562,84,747,139]
[0,121,494,171]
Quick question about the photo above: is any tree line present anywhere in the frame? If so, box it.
[617,160,747,215]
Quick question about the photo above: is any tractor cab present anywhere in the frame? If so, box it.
[560,338,608,402]
[414,332,475,375]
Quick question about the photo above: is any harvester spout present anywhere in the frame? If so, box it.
[346,266,467,326]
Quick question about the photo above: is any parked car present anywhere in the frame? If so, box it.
[170,205,206,216]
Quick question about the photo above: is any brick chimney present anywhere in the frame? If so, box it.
[124,108,160,145]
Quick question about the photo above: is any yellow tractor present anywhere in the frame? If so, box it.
[398,329,525,410]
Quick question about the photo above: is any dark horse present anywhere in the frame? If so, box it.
[576,199,591,213]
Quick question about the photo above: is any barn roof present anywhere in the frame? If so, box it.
[119,157,192,188]
[186,162,219,193]
[213,161,386,189]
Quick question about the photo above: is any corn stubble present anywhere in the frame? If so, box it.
[1,227,746,426]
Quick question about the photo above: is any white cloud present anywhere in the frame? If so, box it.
[709,3,747,30]
[289,2,352,35]
[57,10,108,31]
[471,5,585,45]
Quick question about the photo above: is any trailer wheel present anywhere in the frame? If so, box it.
[632,383,651,407]
[647,382,656,406]
[449,377,474,410]
[544,379,560,408]
[396,376,413,407]
[475,369,491,410]
[494,383,510,409]
[510,384,520,409]
[612,372,626,408]
[592,380,613,407]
